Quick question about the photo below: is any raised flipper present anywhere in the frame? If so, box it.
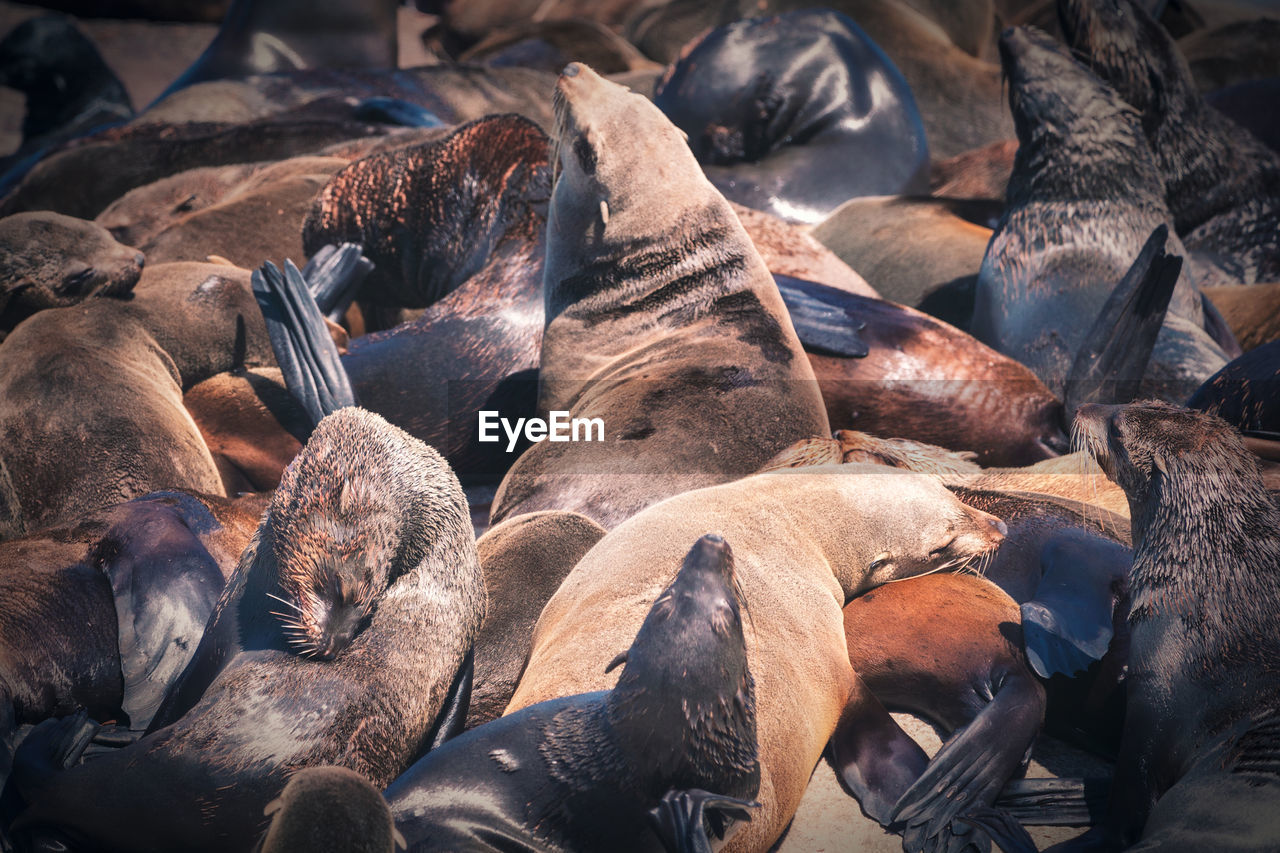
[773,273,870,359]
[351,97,445,130]
[1020,530,1131,680]
[890,675,1044,850]
[646,788,760,853]
[956,808,1039,853]
[10,713,97,806]
[1062,224,1183,415]
[829,675,930,825]
[993,777,1109,827]
[252,258,356,429]
[300,242,373,322]
[422,647,473,753]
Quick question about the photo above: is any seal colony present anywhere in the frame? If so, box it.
[2,3,1280,852]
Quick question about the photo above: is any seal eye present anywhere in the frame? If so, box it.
[573,136,597,176]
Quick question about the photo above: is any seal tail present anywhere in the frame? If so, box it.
[992,777,1110,826]
[252,254,359,430]
[773,274,870,359]
[1062,224,1182,416]
[646,788,760,853]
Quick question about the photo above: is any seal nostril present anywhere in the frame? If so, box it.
[562,62,580,78]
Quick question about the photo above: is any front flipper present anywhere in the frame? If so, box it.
[829,675,929,825]
[890,675,1044,849]
[773,273,870,358]
[422,647,474,752]
[646,788,760,853]
[956,808,1038,853]
[1020,530,1131,680]
[252,258,356,429]
[993,778,1110,827]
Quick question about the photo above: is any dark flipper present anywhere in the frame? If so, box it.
[773,274,870,359]
[252,258,356,430]
[829,676,930,826]
[10,713,97,806]
[422,647,473,753]
[1020,530,1132,680]
[1062,224,1183,415]
[646,789,760,853]
[993,777,1110,827]
[890,676,1044,849]
[351,97,445,129]
[955,808,1039,853]
[300,242,374,322]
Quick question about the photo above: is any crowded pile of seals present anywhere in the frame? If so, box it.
[0,0,1277,850]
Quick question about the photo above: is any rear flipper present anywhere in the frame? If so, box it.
[1062,224,1183,414]
[955,808,1039,853]
[252,257,357,430]
[829,676,929,825]
[646,788,760,853]
[889,676,1045,851]
[10,713,97,807]
[773,274,870,359]
[300,242,373,322]
[1020,530,1131,680]
[993,777,1109,827]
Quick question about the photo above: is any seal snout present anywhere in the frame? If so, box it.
[561,62,581,78]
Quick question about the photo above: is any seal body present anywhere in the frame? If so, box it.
[490,63,829,529]
[507,464,1007,852]
[1062,400,1280,849]
[973,27,1227,402]
[388,534,759,852]
[11,409,484,853]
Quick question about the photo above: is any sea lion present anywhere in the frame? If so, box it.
[507,463,1008,852]
[1058,400,1280,850]
[973,26,1228,403]
[0,260,273,538]
[1186,339,1280,433]
[651,10,929,225]
[387,534,761,852]
[489,63,830,529]
[1202,281,1280,350]
[10,408,485,852]
[258,766,403,853]
[0,211,143,337]
[1059,0,1280,284]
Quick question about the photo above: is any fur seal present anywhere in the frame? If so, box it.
[1059,0,1280,284]
[10,408,485,852]
[1202,281,1280,351]
[507,463,1007,852]
[0,211,143,338]
[387,533,761,852]
[651,10,929,225]
[258,766,403,853]
[489,63,830,529]
[974,26,1228,403]
[1186,339,1280,433]
[1057,400,1280,850]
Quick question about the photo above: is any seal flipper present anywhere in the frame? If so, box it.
[1020,531,1131,680]
[889,674,1044,848]
[300,242,373,322]
[829,676,930,825]
[647,789,760,853]
[351,98,445,130]
[1062,225,1183,414]
[993,777,1110,826]
[773,274,870,359]
[422,647,473,753]
[10,713,97,806]
[955,808,1038,853]
[252,258,356,430]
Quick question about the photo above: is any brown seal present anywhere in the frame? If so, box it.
[1056,400,1280,850]
[489,63,830,529]
[507,462,1007,852]
[0,260,273,538]
[11,408,485,852]
[1203,281,1280,351]
[258,766,403,853]
[0,211,143,338]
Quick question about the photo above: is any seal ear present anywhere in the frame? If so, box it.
[605,651,628,673]
[1152,453,1168,476]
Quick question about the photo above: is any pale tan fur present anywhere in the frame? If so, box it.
[507,464,1005,852]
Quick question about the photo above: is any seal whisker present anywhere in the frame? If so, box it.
[265,592,306,614]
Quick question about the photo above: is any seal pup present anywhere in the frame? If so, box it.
[1059,0,1280,283]
[973,27,1228,403]
[10,408,485,852]
[1053,400,1280,850]
[0,211,143,338]
[651,10,929,225]
[258,766,403,853]
[489,62,830,529]
[507,463,1007,852]
[387,534,761,852]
